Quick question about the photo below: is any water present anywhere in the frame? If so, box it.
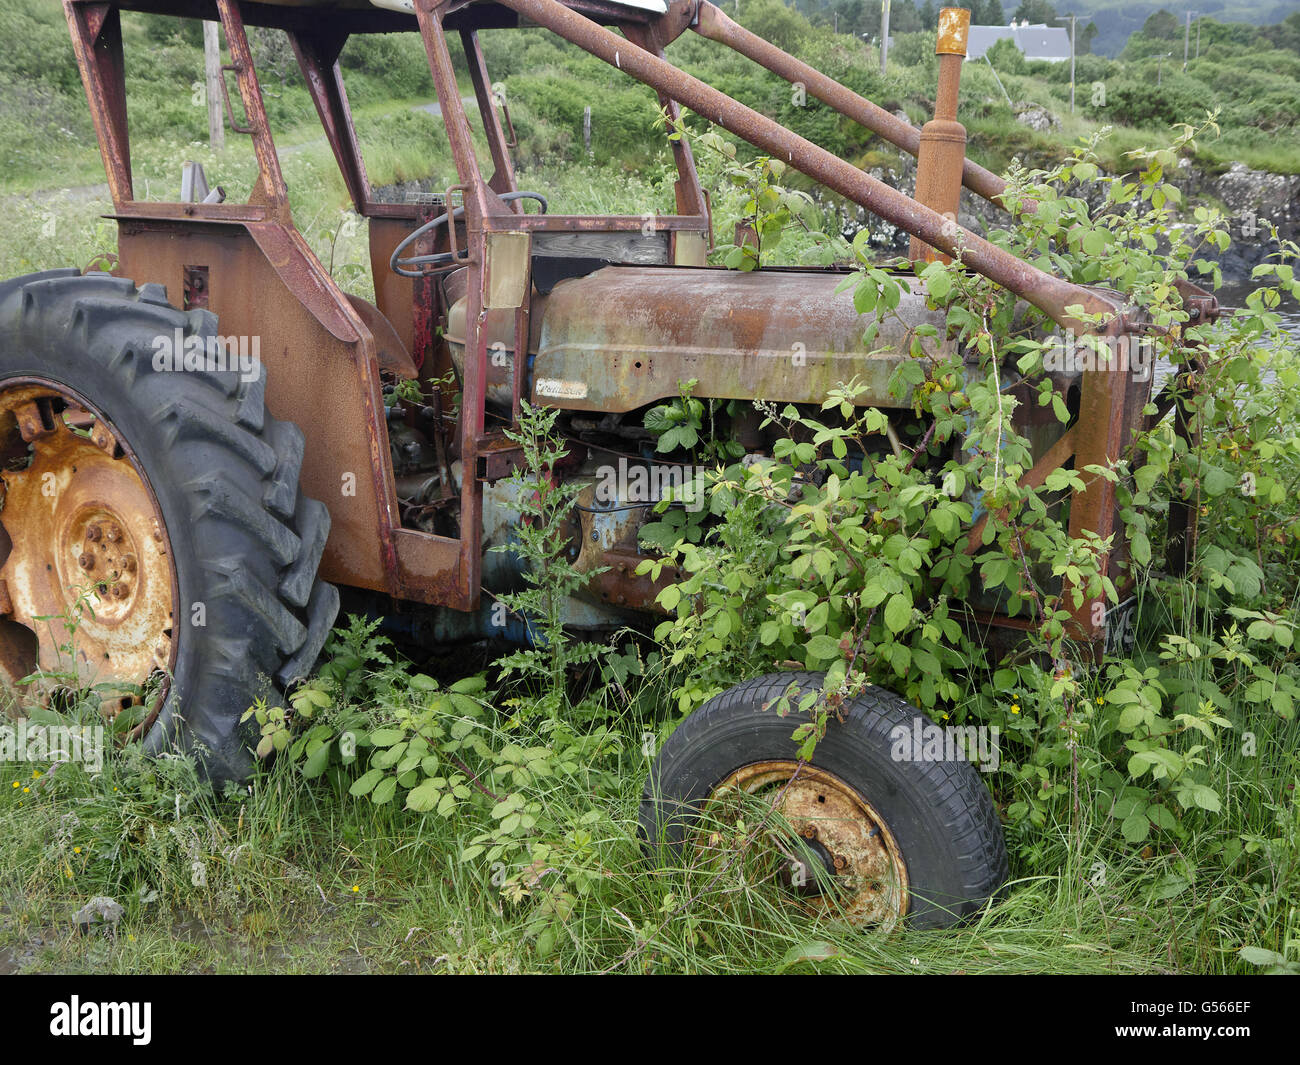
[1215,282,1300,338]
[1149,283,1299,395]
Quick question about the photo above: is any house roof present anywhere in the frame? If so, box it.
[966,24,1072,62]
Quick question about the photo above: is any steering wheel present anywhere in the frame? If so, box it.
[390,191,548,278]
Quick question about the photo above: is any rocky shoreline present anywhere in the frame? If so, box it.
[844,137,1299,285]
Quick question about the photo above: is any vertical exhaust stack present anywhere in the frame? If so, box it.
[909,7,971,264]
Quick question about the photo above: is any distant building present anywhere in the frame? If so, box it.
[965,23,1071,63]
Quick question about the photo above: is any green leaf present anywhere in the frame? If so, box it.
[884,593,912,634]
[302,740,331,780]
[861,580,890,608]
[405,779,442,813]
[1130,531,1151,566]
[1134,464,1161,495]
[1118,704,1146,732]
[1239,946,1288,967]
[349,768,385,796]
[1121,810,1150,843]
[1202,465,1233,497]
[777,940,840,971]
[1081,228,1107,255]
[924,266,951,302]
[714,610,732,639]
[805,634,841,662]
[1147,805,1178,831]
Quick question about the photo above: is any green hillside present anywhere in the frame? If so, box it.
[797,0,1300,55]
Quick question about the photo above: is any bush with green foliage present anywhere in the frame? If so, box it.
[985,36,1028,77]
[643,119,1300,865]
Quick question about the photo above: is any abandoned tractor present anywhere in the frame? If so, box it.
[0,0,1215,928]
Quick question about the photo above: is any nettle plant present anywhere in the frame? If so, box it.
[642,117,1300,851]
[491,400,610,720]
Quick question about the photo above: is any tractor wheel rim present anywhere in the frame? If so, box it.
[704,761,909,928]
[0,381,177,732]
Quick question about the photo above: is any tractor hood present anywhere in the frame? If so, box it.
[444,265,955,412]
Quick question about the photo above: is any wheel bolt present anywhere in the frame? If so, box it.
[111,582,129,600]
[85,525,101,542]
[78,553,94,570]
[121,555,137,574]
[105,525,121,543]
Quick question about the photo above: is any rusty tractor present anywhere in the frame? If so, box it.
[0,0,1216,928]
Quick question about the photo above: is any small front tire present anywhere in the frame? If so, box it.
[640,672,1008,929]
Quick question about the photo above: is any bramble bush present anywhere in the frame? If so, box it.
[641,117,1300,861]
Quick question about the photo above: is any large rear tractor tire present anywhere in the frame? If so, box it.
[640,673,1008,929]
[0,269,338,784]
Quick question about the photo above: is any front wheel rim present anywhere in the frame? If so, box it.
[703,760,909,929]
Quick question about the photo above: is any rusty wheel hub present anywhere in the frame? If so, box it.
[705,761,909,928]
[0,384,175,722]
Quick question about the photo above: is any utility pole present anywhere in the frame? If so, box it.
[880,0,891,75]
[1055,15,1077,113]
[1195,19,1201,59]
[204,21,224,152]
[1182,10,1197,70]
[1150,52,1170,86]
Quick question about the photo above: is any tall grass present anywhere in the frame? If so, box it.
[5,665,1292,973]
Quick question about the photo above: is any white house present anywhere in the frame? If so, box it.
[965,22,1071,62]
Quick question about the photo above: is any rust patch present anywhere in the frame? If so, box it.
[0,385,175,722]
[936,6,971,55]
[443,266,952,413]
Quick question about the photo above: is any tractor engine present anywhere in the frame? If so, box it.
[380,261,1081,644]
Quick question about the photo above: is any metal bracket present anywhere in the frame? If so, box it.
[219,64,254,134]
[474,433,525,483]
